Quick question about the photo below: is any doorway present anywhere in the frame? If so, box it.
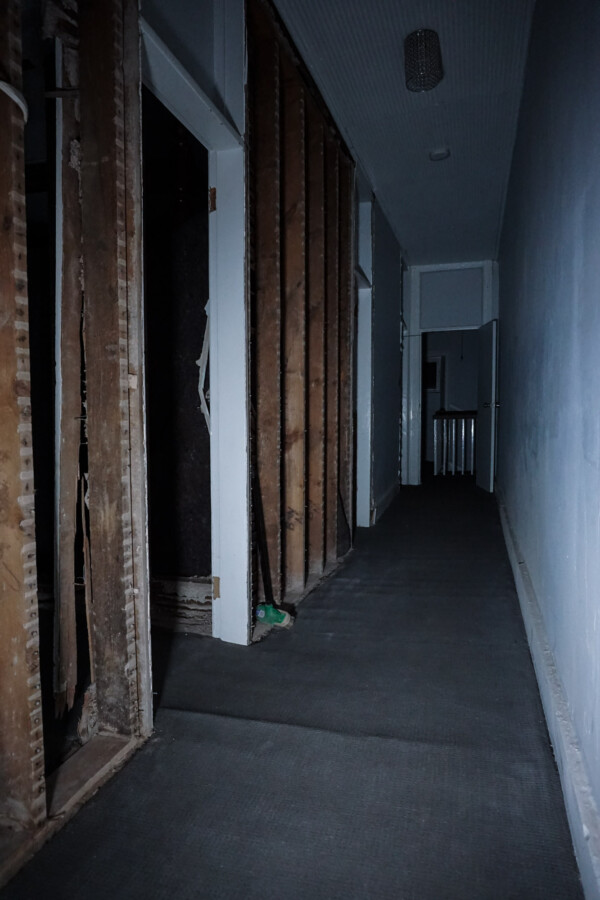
[421,329,479,481]
[142,88,213,648]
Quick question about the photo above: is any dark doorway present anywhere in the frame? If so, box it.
[421,330,478,481]
[142,88,212,647]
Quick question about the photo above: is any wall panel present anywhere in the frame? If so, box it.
[0,0,46,832]
[79,0,137,734]
[248,0,355,613]
[337,152,354,551]
[306,102,326,576]
[248,0,283,604]
[324,139,340,567]
[281,58,307,593]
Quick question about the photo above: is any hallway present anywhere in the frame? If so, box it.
[3,481,583,899]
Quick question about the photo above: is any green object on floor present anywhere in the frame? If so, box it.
[256,604,292,627]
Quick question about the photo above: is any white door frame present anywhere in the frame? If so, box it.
[141,19,250,645]
[475,318,498,492]
[355,193,374,527]
[401,261,497,486]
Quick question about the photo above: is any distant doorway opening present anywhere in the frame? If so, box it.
[421,330,478,482]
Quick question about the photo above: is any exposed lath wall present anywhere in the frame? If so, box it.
[0,0,149,881]
[248,0,355,610]
[0,0,46,832]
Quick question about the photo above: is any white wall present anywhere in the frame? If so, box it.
[497,0,600,894]
[371,201,402,519]
[420,267,483,331]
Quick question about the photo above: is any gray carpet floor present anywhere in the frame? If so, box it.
[3,480,584,898]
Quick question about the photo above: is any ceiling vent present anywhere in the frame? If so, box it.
[404,29,444,92]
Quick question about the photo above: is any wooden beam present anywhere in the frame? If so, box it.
[248,0,283,603]
[337,151,355,554]
[306,102,326,576]
[324,138,340,567]
[79,0,136,734]
[122,0,152,737]
[54,41,82,716]
[281,58,307,594]
[0,0,46,828]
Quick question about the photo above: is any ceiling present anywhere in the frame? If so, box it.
[273,0,536,264]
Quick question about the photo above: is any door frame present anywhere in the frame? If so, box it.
[475,318,498,492]
[401,261,498,485]
[140,19,250,645]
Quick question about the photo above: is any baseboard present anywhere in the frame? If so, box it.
[372,480,400,524]
[497,492,600,900]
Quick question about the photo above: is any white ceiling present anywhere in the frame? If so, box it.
[273,0,536,264]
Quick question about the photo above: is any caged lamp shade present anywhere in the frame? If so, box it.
[404,29,444,92]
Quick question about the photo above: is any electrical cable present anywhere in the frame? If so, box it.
[0,80,29,123]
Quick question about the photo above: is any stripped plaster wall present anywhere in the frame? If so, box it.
[497,0,600,893]
[371,201,402,519]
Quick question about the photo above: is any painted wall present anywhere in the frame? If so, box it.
[498,0,600,890]
[420,267,483,331]
[371,201,402,516]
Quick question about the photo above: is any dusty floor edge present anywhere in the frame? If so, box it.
[0,735,143,890]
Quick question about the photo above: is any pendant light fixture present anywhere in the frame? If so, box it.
[404,29,444,92]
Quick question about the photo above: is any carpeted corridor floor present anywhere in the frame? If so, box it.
[3,481,584,898]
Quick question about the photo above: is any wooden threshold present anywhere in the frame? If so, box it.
[0,734,142,889]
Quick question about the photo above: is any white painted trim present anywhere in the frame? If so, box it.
[491,260,500,319]
[356,286,373,526]
[213,0,245,137]
[141,19,251,645]
[413,260,487,274]
[498,495,600,900]
[355,194,374,526]
[420,324,479,333]
[208,147,250,645]
[406,333,422,485]
[482,260,494,323]
[400,306,410,484]
[140,19,242,151]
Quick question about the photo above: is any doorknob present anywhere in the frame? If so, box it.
[483,402,490,408]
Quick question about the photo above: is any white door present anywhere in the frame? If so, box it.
[476,319,498,492]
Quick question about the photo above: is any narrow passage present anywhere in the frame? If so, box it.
[4,481,583,899]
